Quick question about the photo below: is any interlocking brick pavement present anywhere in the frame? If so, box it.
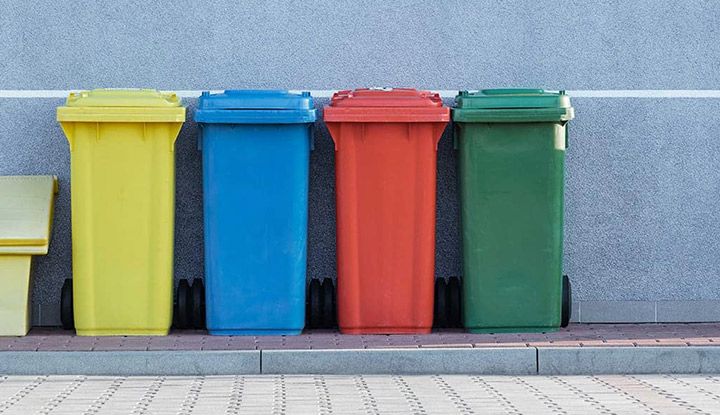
[1,323,719,352]
[1,374,720,414]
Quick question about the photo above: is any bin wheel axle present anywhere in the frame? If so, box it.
[561,275,572,328]
[190,279,206,330]
[434,277,463,329]
[174,278,206,330]
[60,278,74,330]
[307,278,336,329]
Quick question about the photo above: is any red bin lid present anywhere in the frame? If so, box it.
[324,88,449,122]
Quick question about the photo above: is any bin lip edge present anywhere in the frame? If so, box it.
[0,238,48,246]
[57,106,186,123]
[323,106,450,123]
[194,108,317,124]
[452,107,574,123]
[0,243,49,255]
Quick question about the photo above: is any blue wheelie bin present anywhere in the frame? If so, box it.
[195,90,316,335]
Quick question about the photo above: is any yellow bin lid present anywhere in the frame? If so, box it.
[0,176,58,255]
[57,89,186,123]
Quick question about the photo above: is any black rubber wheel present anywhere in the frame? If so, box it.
[561,275,572,328]
[331,279,337,325]
[321,278,336,328]
[308,279,322,329]
[434,278,448,328]
[190,279,206,329]
[174,279,191,329]
[60,278,74,330]
[447,277,462,328]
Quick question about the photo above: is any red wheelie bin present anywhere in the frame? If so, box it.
[324,88,449,334]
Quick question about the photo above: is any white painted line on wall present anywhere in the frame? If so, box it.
[1,90,720,99]
[569,90,720,98]
[0,90,72,98]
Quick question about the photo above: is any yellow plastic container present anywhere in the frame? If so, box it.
[0,175,58,336]
[57,89,185,336]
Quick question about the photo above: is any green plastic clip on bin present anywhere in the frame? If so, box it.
[453,89,574,333]
[0,176,58,336]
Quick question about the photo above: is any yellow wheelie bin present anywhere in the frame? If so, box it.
[57,89,185,336]
[0,176,58,336]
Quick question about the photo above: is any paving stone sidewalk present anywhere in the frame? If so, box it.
[0,323,718,352]
[1,374,720,414]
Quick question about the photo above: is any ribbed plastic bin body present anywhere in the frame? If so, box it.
[196,90,315,335]
[57,89,185,336]
[0,176,57,336]
[453,89,574,333]
[324,88,449,334]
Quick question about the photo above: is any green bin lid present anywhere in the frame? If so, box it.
[453,89,574,123]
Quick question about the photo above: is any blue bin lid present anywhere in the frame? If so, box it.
[195,90,316,124]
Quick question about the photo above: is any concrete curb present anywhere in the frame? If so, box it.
[538,346,720,375]
[1,347,720,376]
[261,348,536,375]
[0,351,261,376]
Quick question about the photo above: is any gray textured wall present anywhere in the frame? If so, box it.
[1,0,719,325]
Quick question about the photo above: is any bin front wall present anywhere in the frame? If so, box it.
[330,122,443,334]
[64,121,177,335]
[202,124,310,335]
[0,255,32,336]
[459,122,565,331]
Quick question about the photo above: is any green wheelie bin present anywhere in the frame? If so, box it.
[453,89,574,333]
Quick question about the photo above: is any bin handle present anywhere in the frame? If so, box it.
[453,124,459,151]
[197,124,203,151]
[309,124,315,151]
